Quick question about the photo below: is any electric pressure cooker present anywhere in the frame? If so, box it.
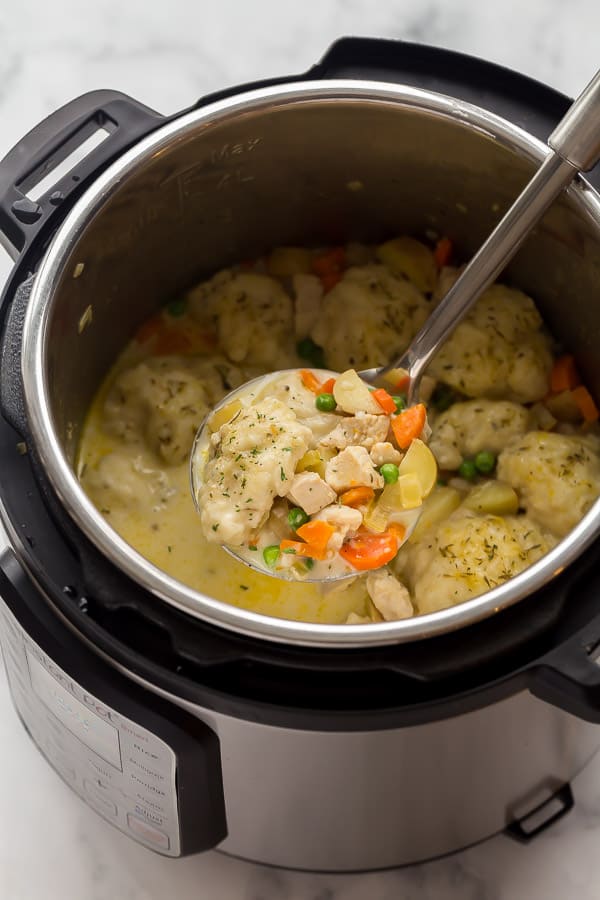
[1,37,600,871]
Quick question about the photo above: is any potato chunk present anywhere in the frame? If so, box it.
[375,236,437,293]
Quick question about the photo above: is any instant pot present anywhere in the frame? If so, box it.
[1,37,600,871]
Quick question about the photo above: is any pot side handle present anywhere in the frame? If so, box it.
[0,90,164,261]
[530,617,600,723]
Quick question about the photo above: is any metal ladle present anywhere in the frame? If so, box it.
[360,66,600,403]
[192,66,600,581]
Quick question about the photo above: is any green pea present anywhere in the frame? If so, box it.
[296,337,326,368]
[315,392,336,412]
[287,507,309,530]
[392,394,407,414]
[263,545,280,567]
[474,450,496,475]
[458,459,478,481]
[167,297,187,317]
[380,463,400,484]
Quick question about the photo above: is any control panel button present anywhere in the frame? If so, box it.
[127,813,170,850]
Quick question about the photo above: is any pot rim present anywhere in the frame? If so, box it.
[20,78,600,648]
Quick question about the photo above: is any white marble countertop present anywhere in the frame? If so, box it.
[1,0,600,897]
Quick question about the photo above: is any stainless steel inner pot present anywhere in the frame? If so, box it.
[20,80,600,647]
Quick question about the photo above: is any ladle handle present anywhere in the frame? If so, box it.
[549,68,600,170]
[379,67,600,403]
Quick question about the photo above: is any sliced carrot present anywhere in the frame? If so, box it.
[339,530,399,571]
[320,271,342,293]
[296,520,335,551]
[371,388,397,414]
[550,354,580,393]
[339,486,375,507]
[391,403,426,449]
[387,522,407,543]
[135,314,164,344]
[279,539,327,560]
[312,248,345,293]
[433,237,453,268]
[395,373,411,392]
[311,247,345,277]
[571,385,599,422]
[300,369,322,393]
[153,330,192,355]
[320,377,336,394]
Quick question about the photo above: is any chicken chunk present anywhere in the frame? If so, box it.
[313,504,363,551]
[370,441,403,466]
[366,569,413,621]
[429,400,531,470]
[199,399,312,544]
[285,472,336,515]
[497,431,600,536]
[324,445,384,493]
[428,284,553,403]
[310,264,429,371]
[395,507,555,614]
[320,414,391,450]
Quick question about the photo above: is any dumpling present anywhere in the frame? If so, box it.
[428,284,553,402]
[497,431,600,536]
[103,354,250,465]
[189,271,294,369]
[310,264,429,371]
[394,507,555,614]
[429,399,531,470]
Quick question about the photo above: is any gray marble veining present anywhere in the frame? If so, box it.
[1,0,600,897]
